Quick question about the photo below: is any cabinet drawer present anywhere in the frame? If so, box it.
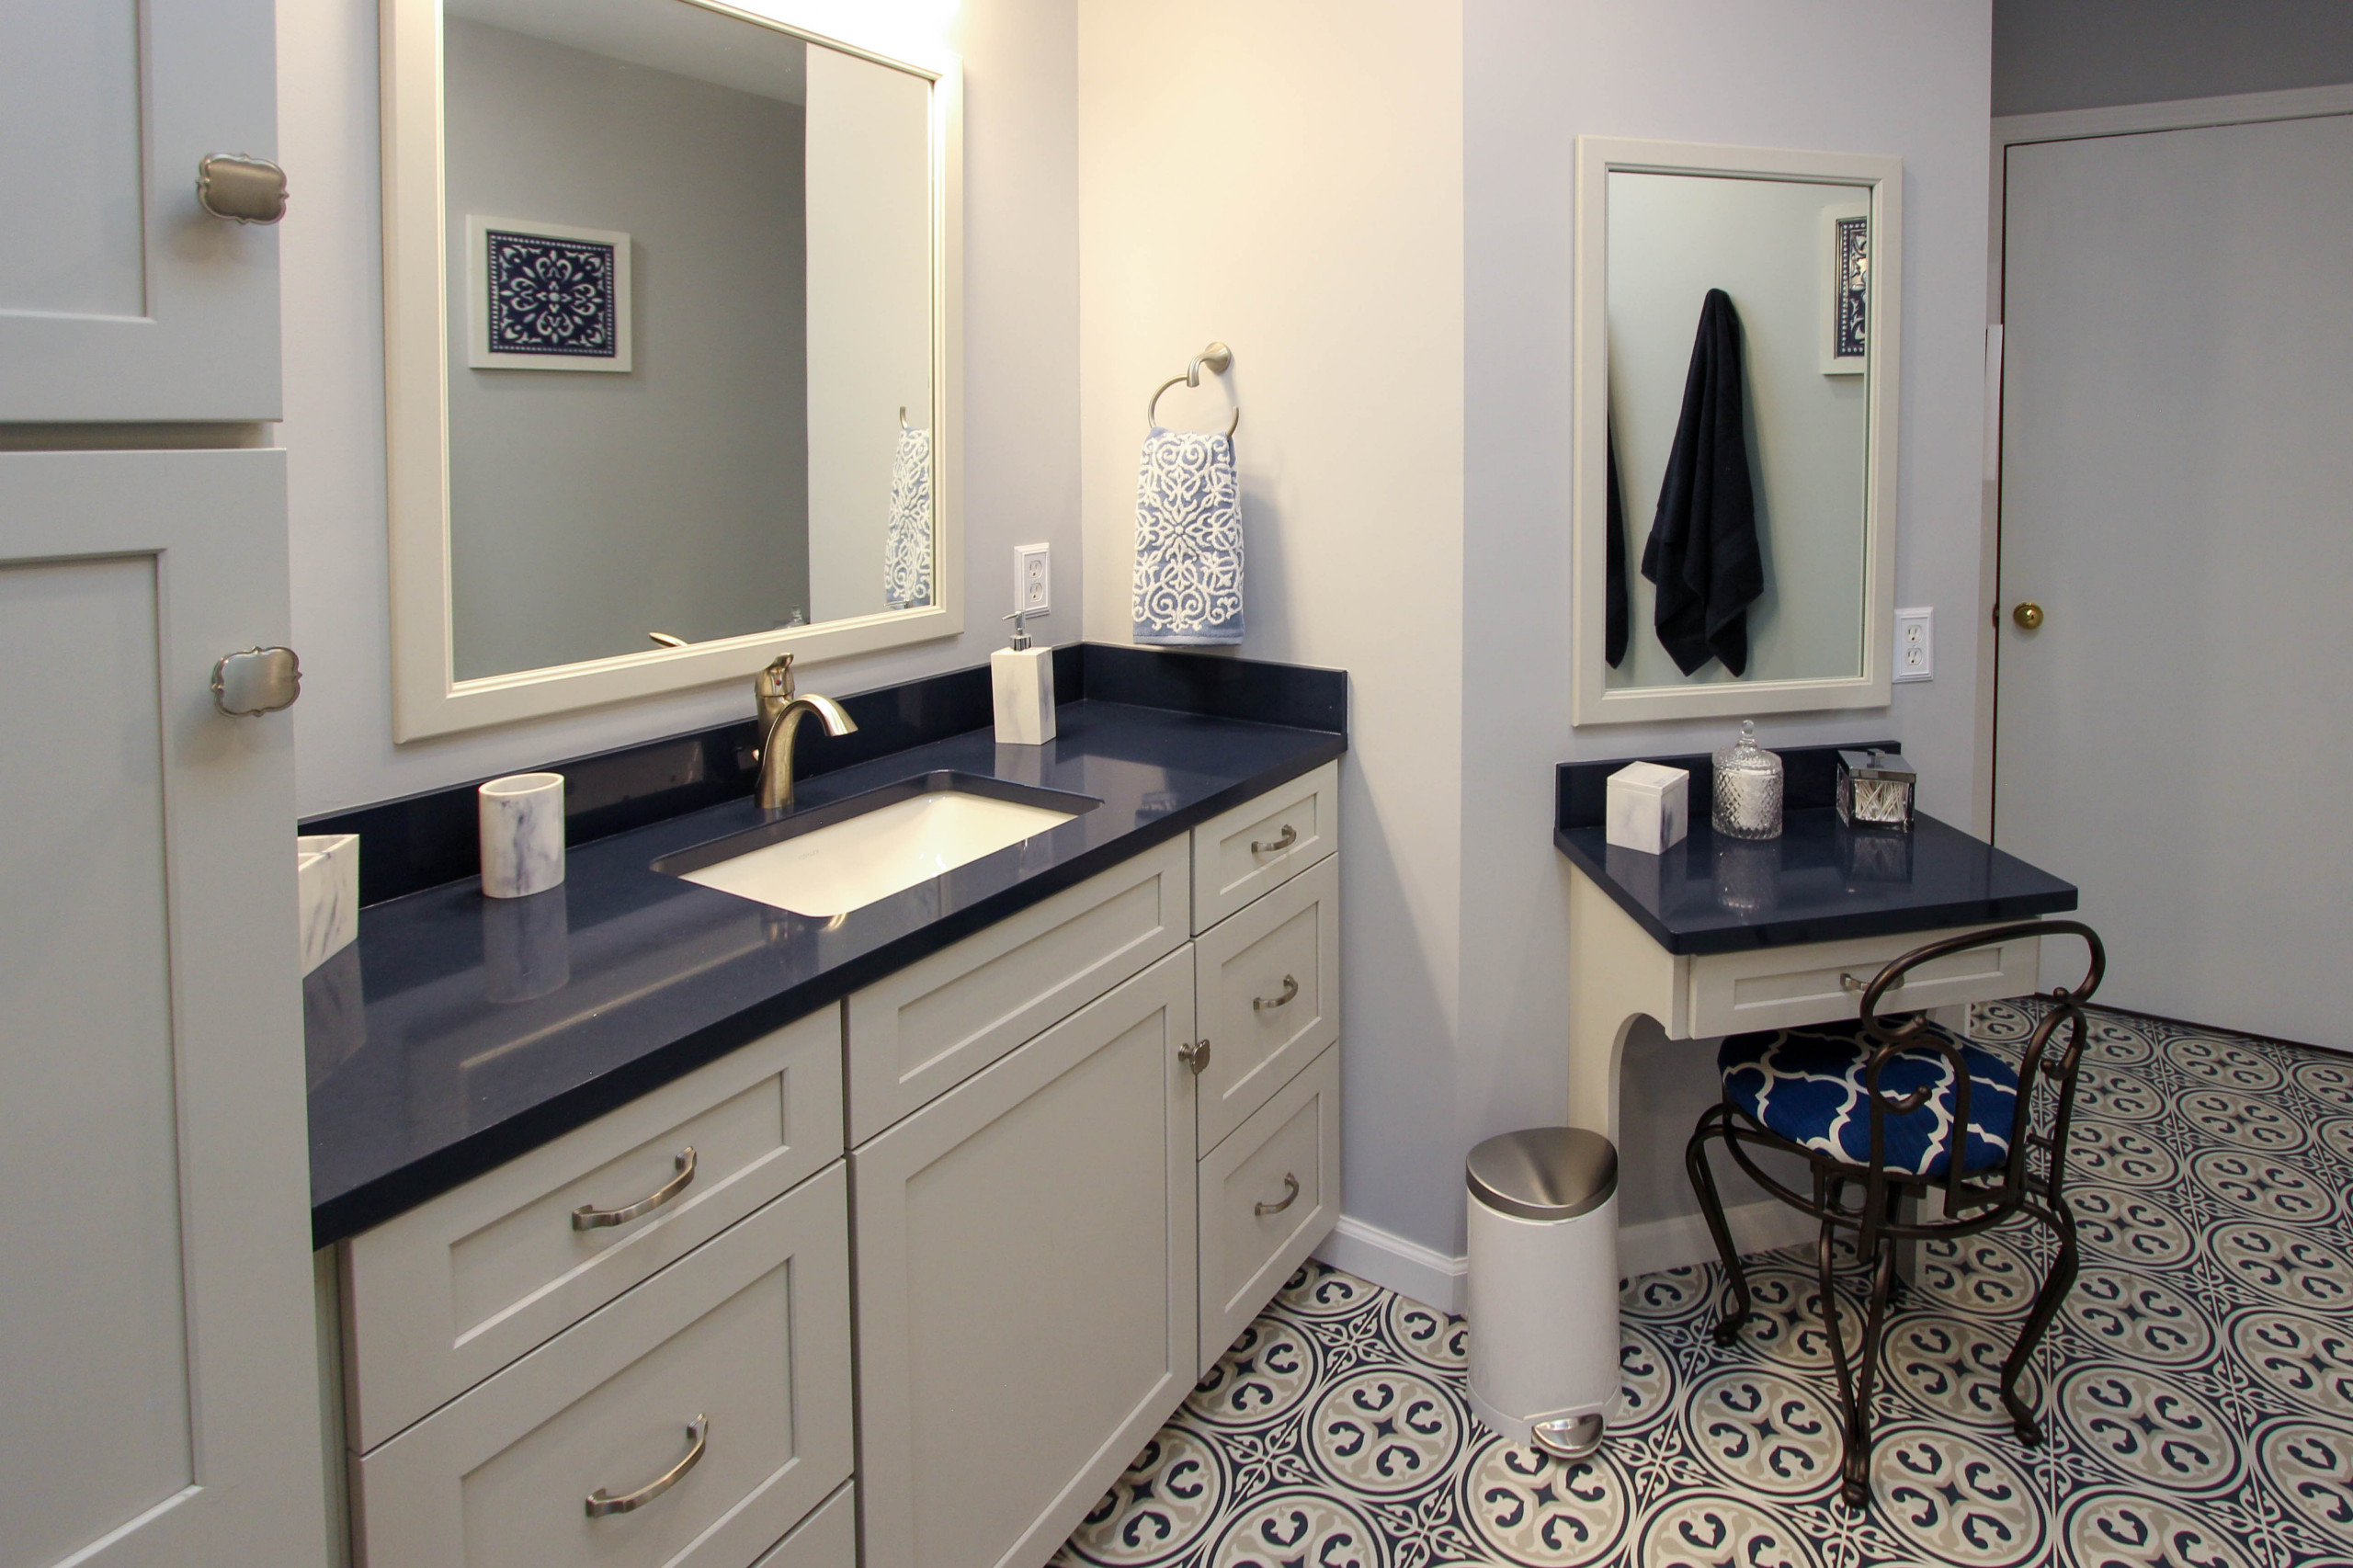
[1198,1044,1339,1375]
[846,835,1188,1144]
[342,1007,842,1449]
[1191,761,1338,933]
[354,1165,853,1568]
[1194,854,1339,1153]
[1687,924,2041,1039]
[752,1480,855,1568]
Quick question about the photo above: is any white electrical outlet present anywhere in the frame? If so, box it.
[1893,607,1933,682]
[1015,544,1050,617]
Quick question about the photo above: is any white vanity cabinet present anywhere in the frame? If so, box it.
[331,762,1343,1568]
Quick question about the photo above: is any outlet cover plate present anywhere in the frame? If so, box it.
[1893,607,1932,683]
[1016,543,1050,616]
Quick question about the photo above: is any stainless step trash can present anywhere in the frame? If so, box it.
[1463,1128,1620,1460]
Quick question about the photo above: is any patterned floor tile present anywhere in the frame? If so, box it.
[1051,1008,2353,1568]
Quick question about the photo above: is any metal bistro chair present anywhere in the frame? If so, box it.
[1685,920,2105,1510]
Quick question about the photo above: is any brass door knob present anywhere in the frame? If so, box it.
[2011,602,2044,630]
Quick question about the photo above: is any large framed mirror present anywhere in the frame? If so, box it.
[1571,138,1900,725]
[382,0,960,738]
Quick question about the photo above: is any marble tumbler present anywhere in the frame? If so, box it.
[479,772,566,898]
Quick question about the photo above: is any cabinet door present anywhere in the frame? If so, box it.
[0,0,281,419]
[0,452,323,1566]
[854,949,1198,1568]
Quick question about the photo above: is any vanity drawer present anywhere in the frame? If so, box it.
[1198,1044,1339,1374]
[342,1006,842,1450]
[751,1481,856,1568]
[353,1165,853,1568]
[846,834,1188,1144]
[1686,924,2041,1039]
[1192,761,1338,933]
[1194,854,1339,1153]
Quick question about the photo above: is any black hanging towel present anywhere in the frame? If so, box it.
[1641,288,1763,676]
[1605,425,1629,667]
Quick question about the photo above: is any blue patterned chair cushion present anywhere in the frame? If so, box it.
[1718,1019,2019,1177]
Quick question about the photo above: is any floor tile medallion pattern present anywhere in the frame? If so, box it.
[1051,1006,2353,1568]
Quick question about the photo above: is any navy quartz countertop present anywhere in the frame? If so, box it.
[1552,745,2076,955]
[307,699,1344,1245]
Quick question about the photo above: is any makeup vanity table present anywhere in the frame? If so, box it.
[1553,746,2078,1143]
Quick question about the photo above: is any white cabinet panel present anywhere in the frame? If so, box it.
[355,1167,854,1568]
[750,1483,857,1568]
[846,836,1188,1142]
[342,1006,843,1449]
[854,949,1197,1568]
[0,0,282,420]
[1197,1045,1340,1374]
[0,452,321,1566]
[1193,855,1339,1154]
[1685,923,2039,1038]
[1190,762,1337,933]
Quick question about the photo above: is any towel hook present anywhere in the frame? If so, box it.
[1147,341,1239,437]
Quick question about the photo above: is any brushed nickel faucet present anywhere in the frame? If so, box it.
[753,654,857,812]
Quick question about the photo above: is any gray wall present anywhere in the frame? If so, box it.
[1464,0,1994,1239]
[1994,0,2353,116]
[443,17,809,680]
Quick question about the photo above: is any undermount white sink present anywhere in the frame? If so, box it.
[662,775,1095,917]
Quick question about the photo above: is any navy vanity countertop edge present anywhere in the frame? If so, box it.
[1552,812,2078,957]
[308,701,1345,1248]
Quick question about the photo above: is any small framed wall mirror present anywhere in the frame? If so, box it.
[382,0,961,739]
[1570,137,1901,725]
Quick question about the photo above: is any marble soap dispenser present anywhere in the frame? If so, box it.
[993,610,1055,745]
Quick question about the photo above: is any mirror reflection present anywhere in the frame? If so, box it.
[1603,170,1870,691]
[440,0,934,681]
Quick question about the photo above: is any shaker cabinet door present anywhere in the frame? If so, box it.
[853,948,1198,1568]
[0,452,322,1566]
[0,0,281,419]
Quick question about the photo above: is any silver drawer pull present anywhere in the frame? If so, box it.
[573,1147,696,1231]
[585,1415,707,1517]
[1249,823,1298,856]
[1839,972,1904,996]
[1255,1173,1300,1217]
[1178,1039,1211,1075]
[1254,974,1300,1012]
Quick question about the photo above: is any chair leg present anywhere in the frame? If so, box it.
[2002,1193,2077,1446]
[1816,1210,1899,1511]
[1686,1106,1752,1346]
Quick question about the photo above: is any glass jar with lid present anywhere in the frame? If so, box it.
[1711,721,1784,839]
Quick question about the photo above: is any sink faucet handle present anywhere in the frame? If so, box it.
[756,654,796,722]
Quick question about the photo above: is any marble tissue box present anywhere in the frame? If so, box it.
[1606,761,1689,855]
[298,833,360,976]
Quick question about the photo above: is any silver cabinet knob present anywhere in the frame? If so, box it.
[197,153,289,224]
[1177,1039,1211,1075]
[212,646,301,716]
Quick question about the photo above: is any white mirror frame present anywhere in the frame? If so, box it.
[1571,137,1901,726]
[381,0,963,740]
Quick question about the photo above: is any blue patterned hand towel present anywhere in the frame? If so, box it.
[1131,427,1243,645]
[883,424,933,609]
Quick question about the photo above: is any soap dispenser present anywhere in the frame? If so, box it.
[993,610,1056,745]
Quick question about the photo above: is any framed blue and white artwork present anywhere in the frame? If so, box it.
[464,215,633,372]
[1819,205,1869,376]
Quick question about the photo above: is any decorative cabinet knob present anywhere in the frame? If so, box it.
[1177,1040,1211,1075]
[196,153,289,224]
[211,646,301,716]
[2011,602,2044,631]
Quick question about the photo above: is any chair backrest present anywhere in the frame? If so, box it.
[1853,920,2106,1222]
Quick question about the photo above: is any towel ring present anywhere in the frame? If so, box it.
[1147,341,1240,437]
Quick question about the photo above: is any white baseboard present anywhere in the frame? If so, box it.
[1313,1214,1468,1314]
[1313,1200,1814,1318]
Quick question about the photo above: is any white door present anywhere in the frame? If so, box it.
[0,451,325,1567]
[1995,111,2353,1044]
[0,0,281,420]
[852,948,1197,1568]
